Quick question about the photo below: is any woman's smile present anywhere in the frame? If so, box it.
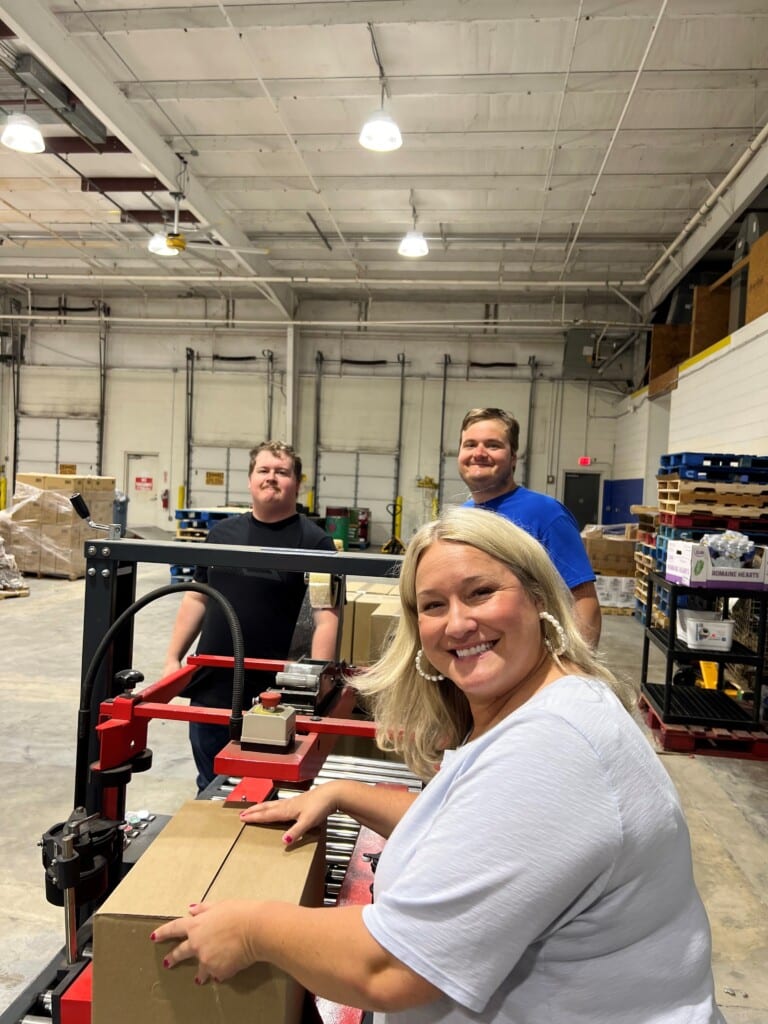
[415,540,564,732]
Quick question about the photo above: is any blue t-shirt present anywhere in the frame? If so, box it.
[463,486,594,589]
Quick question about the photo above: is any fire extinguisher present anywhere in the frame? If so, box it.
[161,488,169,511]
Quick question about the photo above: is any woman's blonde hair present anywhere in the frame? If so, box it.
[354,506,636,779]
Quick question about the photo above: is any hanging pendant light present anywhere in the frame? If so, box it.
[147,190,185,256]
[397,229,429,257]
[359,108,402,152]
[1,91,45,154]
[147,231,180,256]
[359,77,402,152]
[398,189,428,257]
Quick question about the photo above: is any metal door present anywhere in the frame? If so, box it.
[562,472,600,531]
[125,452,160,526]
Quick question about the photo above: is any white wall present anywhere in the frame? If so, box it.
[0,293,642,538]
[612,310,768,506]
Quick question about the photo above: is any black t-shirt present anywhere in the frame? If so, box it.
[186,512,335,708]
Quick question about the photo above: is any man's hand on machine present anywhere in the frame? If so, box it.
[240,782,341,846]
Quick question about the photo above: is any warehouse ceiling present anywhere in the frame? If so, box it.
[0,0,765,332]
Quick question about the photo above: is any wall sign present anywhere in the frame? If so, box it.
[134,476,153,491]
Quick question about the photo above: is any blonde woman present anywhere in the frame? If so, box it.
[155,507,723,1024]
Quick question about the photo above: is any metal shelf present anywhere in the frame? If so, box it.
[646,628,762,666]
[640,572,767,729]
[641,682,757,729]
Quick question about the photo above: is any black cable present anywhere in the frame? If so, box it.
[74,581,244,808]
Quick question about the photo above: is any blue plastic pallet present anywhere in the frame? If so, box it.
[174,508,242,522]
[170,564,196,576]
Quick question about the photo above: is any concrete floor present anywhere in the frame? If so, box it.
[1,540,767,1021]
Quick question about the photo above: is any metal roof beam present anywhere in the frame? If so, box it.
[114,69,768,103]
[56,1,651,34]
[0,0,293,317]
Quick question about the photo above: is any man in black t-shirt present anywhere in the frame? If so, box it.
[164,441,339,791]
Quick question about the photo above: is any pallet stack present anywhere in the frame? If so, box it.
[2,474,116,580]
[171,505,244,581]
[630,505,660,624]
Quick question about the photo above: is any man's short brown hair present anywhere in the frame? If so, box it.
[248,441,302,481]
[460,408,520,454]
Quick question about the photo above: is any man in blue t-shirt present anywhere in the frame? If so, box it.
[458,407,601,645]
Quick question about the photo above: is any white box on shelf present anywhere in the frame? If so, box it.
[675,610,734,651]
[665,541,766,589]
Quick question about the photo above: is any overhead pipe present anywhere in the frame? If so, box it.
[393,352,406,517]
[0,312,650,330]
[263,348,275,437]
[562,0,669,274]
[184,348,194,506]
[642,118,768,286]
[522,357,538,489]
[0,272,648,289]
[436,354,451,513]
[313,351,324,515]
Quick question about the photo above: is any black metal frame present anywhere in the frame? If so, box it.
[79,537,402,812]
[640,571,767,728]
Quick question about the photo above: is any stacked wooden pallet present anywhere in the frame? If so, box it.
[656,453,768,539]
[629,505,661,626]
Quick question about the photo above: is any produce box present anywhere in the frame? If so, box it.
[665,540,766,589]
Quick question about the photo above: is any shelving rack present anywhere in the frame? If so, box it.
[640,571,767,730]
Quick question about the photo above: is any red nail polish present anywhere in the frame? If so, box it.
[150,932,156,941]
[189,902,197,908]
[194,977,202,986]
[284,834,293,845]
[163,958,170,969]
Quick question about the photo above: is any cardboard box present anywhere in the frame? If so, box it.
[339,591,360,663]
[93,801,325,1024]
[676,610,734,651]
[665,541,766,589]
[351,592,386,665]
[369,597,402,660]
[14,473,47,489]
[583,534,636,576]
[595,575,635,608]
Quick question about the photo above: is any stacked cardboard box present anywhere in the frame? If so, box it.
[6,473,116,579]
[341,579,400,665]
[582,524,637,611]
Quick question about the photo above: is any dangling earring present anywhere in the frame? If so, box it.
[415,649,444,681]
[539,611,567,657]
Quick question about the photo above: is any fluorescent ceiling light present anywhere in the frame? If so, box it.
[1,113,45,154]
[359,109,402,152]
[397,230,429,258]
[148,232,180,256]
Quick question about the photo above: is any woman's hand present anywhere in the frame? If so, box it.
[152,901,259,984]
[240,782,341,845]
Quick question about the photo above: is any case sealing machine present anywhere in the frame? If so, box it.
[2,532,406,1024]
